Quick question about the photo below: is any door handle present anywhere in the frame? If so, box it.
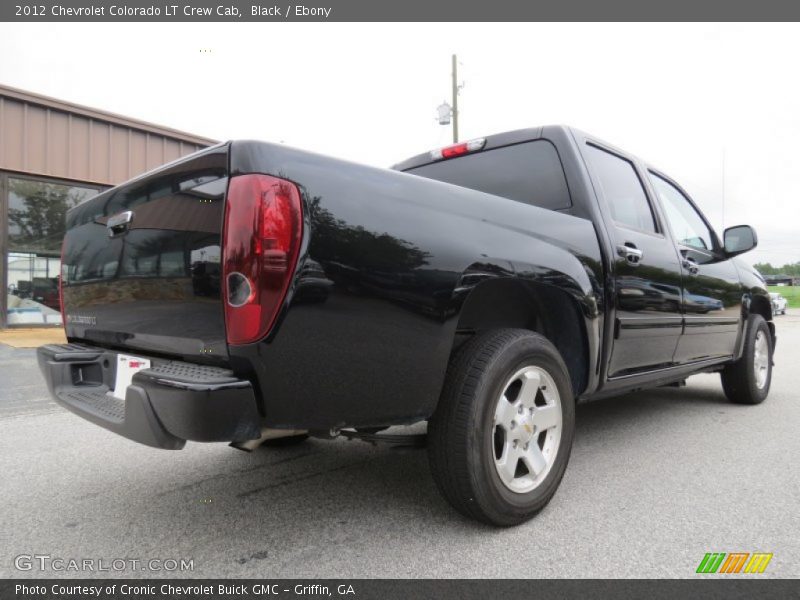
[617,243,643,266]
[682,256,699,275]
[107,210,133,237]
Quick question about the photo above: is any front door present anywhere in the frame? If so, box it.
[647,172,742,363]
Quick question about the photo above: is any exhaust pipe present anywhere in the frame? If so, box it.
[230,428,308,452]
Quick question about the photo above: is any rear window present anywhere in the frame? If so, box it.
[405,140,572,211]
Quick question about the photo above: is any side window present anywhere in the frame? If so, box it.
[585,144,656,233]
[648,173,714,252]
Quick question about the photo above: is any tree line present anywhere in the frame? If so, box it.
[753,262,800,276]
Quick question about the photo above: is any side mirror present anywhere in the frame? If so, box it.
[723,225,758,257]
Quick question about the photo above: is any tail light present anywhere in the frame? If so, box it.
[222,174,303,345]
[430,137,486,161]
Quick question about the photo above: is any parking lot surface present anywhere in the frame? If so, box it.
[2,312,799,578]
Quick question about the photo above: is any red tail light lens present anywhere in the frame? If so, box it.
[441,143,470,158]
[430,137,486,161]
[222,174,303,345]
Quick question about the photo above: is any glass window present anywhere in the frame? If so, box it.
[6,177,101,326]
[6,252,63,325]
[648,173,714,251]
[407,140,572,211]
[585,145,656,233]
[8,178,98,254]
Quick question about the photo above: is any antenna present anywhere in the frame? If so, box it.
[721,148,726,231]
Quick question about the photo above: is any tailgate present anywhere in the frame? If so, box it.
[61,144,229,363]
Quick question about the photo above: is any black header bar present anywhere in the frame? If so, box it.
[3,0,800,22]
[2,579,799,600]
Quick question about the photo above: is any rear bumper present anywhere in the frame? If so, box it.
[37,343,262,450]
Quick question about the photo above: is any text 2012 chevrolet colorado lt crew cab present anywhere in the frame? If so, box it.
[38,125,774,526]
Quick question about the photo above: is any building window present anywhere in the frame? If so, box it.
[6,176,101,326]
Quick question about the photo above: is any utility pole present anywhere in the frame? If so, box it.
[451,54,459,143]
[436,55,462,141]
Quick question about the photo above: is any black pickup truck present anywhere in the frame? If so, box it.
[38,125,774,526]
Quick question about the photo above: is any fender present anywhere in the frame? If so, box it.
[452,232,602,397]
[732,257,775,360]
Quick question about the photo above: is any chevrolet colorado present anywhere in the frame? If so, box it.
[38,125,774,526]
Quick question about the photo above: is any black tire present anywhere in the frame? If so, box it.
[721,314,773,405]
[428,329,576,526]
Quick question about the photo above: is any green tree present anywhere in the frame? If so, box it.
[753,262,777,275]
[754,262,800,277]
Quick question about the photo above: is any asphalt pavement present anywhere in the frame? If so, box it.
[1,313,799,578]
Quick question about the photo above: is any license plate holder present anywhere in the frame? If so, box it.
[112,353,151,401]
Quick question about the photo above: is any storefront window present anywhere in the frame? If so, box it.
[6,177,100,326]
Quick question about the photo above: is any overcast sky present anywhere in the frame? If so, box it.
[0,22,798,266]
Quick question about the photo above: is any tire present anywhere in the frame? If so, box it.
[720,314,773,405]
[428,329,576,526]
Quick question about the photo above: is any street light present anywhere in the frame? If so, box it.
[437,102,452,125]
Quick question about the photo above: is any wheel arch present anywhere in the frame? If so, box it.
[452,277,593,397]
[734,291,775,361]
[750,292,773,322]
[749,292,776,344]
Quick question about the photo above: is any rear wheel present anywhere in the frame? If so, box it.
[428,329,575,526]
[721,314,772,405]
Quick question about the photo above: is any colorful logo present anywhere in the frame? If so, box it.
[696,552,773,574]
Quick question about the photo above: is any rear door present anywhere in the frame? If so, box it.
[583,143,684,377]
[61,145,229,363]
[646,171,742,362]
